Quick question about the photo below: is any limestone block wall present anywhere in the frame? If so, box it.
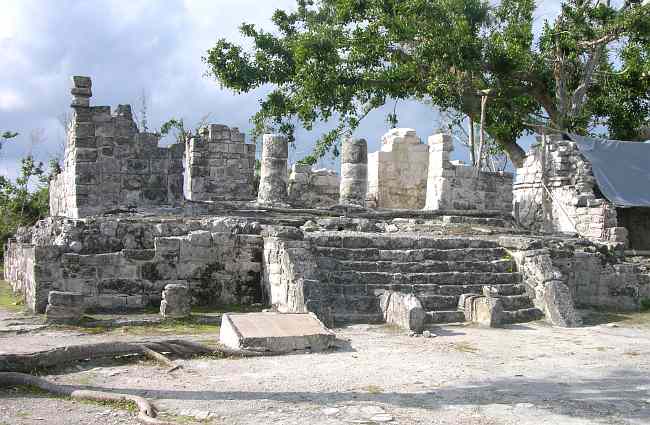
[288,164,340,208]
[50,77,185,218]
[502,236,650,313]
[513,135,625,245]
[3,216,264,312]
[367,128,429,209]
[425,134,513,212]
[184,124,256,201]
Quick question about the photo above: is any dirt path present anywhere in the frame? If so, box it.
[3,315,649,425]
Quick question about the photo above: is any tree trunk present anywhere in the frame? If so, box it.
[495,137,527,168]
[468,115,476,166]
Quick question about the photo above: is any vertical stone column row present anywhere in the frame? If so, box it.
[257,134,289,205]
[424,134,453,210]
[339,138,368,206]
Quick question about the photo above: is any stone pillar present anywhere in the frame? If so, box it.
[45,291,85,324]
[339,138,367,206]
[424,134,453,210]
[257,134,289,205]
[71,76,92,107]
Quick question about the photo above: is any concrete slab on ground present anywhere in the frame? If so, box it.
[220,312,335,352]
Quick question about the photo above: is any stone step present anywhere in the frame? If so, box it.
[315,247,508,262]
[425,310,466,324]
[323,271,521,287]
[418,295,459,310]
[499,294,535,311]
[309,234,500,250]
[318,259,515,274]
[502,307,544,324]
[416,283,527,297]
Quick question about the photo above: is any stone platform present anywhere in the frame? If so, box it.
[219,312,335,352]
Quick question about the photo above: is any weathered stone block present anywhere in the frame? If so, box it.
[220,312,335,352]
[379,290,425,332]
[160,283,191,318]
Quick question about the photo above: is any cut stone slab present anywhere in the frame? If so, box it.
[220,312,335,352]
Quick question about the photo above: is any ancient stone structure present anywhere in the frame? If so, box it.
[50,77,185,218]
[184,124,256,202]
[339,138,368,206]
[367,129,429,209]
[160,283,191,318]
[513,134,630,246]
[425,134,513,211]
[257,134,289,205]
[4,216,263,313]
[288,165,340,208]
[4,75,650,333]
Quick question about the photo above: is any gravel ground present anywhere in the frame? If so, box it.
[2,314,650,425]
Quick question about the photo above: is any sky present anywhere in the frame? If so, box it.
[0,0,565,178]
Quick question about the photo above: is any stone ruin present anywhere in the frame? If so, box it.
[3,76,650,330]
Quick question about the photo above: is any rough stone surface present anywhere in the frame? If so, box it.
[160,283,191,318]
[339,138,368,207]
[4,216,263,312]
[513,134,636,247]
[50,76,185,218]
[288,164,340,208]
[219,312,335,352]
[466,296,504,327]
[378,290,426,332]
[543,280,581,327]
[45,290,85,323]
[367,128,429,209]
[425,134,513,212]
[184,124,256,201]
[257,134,289,205]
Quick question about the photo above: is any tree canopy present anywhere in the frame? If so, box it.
[205,0,650,166]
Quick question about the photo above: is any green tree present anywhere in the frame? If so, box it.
[0,155,51,258]
[204,0,650,166]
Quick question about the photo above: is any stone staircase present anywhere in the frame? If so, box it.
[308,232,543,326]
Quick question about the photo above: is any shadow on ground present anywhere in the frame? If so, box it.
[4,368,647,422]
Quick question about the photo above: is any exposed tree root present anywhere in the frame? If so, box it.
[0,371,173,425]
[0,338,274,373]
[0,339,280,424]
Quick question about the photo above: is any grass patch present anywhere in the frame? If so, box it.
[451,341,480,354]
[581,309,650,328]
[0,279,24,312]
[113,318,219,336]
[640,298,650,312]
[361,385,384,394]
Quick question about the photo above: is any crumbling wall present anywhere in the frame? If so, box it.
[3,216,264,312]
[184,124,256,201]
[425,134,513,212]
[50,76,185,218]
[513,134,625,245]
[367,128,429,209]
[502,236,650,314]
[288,164,340,208]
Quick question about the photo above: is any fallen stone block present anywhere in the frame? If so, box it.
[160,284,191,319]
[379,291,425,332]
[543,280,582,327]
[220,312,335,352]
[466,296,504,328]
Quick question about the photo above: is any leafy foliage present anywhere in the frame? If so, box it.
[205,0,650,166]
[0,155,52,259]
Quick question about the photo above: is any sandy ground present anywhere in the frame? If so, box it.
[2,307,650,425]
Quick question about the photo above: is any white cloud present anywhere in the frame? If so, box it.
[0,89,26,111]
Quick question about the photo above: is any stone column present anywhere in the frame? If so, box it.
[257,134,289,205]
[424,134,453,210]
[339,138,367,206]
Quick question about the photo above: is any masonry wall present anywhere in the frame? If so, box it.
[513,135,626,245]
[184,124,256,202]
[425,134,513,213]
[49,102,185,218]
[367,128,429,209]
[3,217,264,312]
[287,164,340,208]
